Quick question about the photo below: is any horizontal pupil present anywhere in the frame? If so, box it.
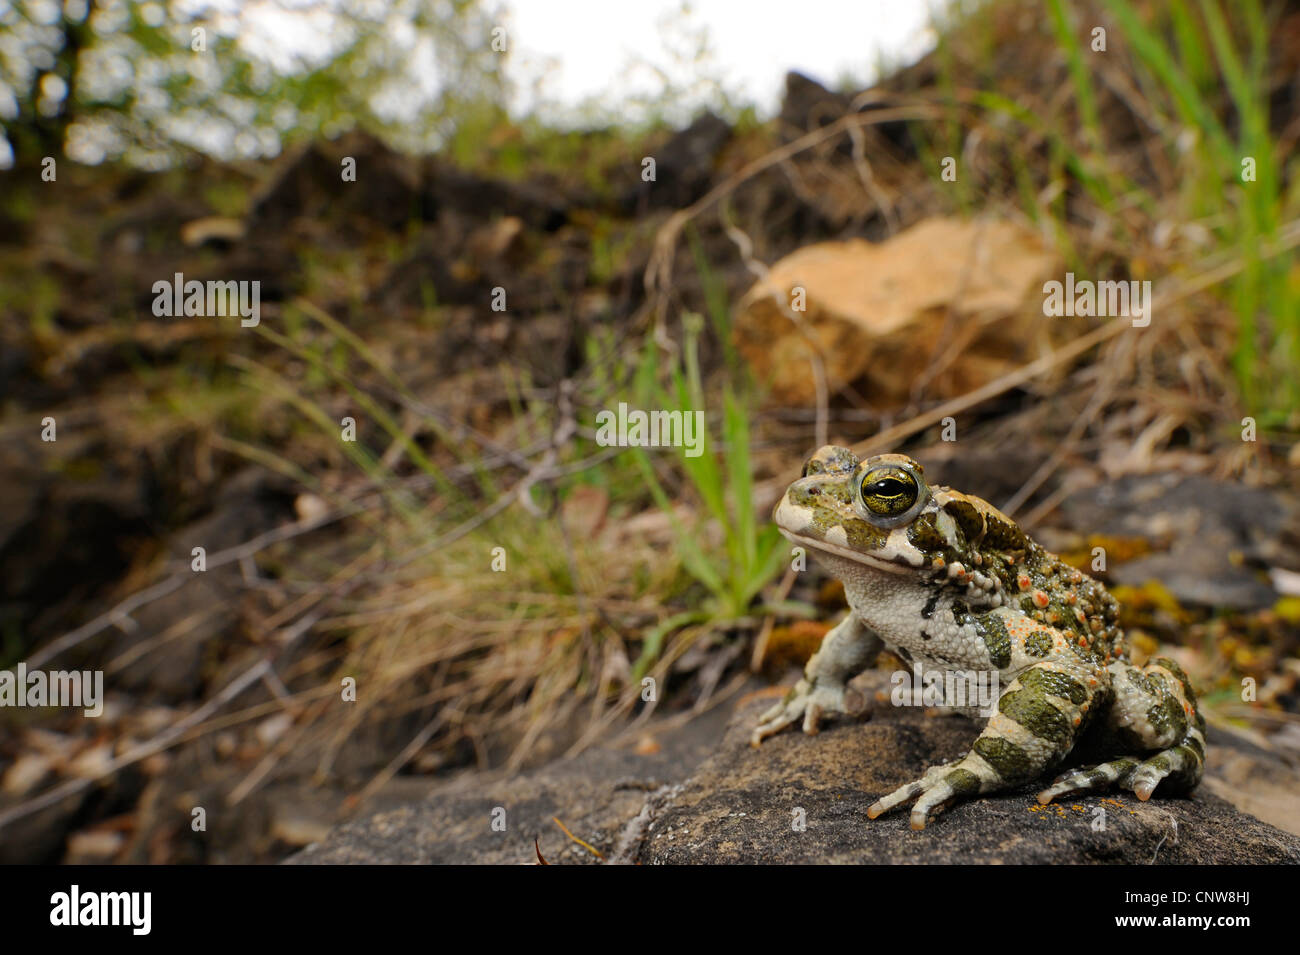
[869,481,907,496]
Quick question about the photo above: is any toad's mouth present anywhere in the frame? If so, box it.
[775,527,920,575]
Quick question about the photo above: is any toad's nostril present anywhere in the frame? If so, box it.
[806,486,820,495]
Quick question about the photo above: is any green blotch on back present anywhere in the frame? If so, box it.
[1066,637,1098,663]
[981,513,1028,552]
[1023,630,1054,658]
[977,613,1011,669]
[906,512,949,552]
[940,499,986,545]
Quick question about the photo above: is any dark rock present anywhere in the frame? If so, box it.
[643,698,1300,864]
[1202,721,1300,836]
[623,111,732,211]
[291,693,1300,864]
[290,749,674,865]
[249,131,423,232]
[778,71,915,157]
[779,71,854,140]
[909,438,1052,508]
[247,143,336,228]
[1053,473,1299,610]
[421,158,568,232]
[289,703,732,865]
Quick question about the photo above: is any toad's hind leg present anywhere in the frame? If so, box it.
[1037,657,1205,805]
[868,659,1105,829]
[1035,758,1140,803]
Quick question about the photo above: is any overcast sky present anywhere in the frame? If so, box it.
[233,0,940,123]
[505,0,938,121]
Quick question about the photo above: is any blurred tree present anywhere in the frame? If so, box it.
[0,0,511,168]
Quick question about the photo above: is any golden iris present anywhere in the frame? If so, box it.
[858,466,921,521]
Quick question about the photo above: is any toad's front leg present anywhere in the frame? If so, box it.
[751,614,881,744]
[867,660,1104,829]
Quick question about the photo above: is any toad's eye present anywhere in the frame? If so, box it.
[857,465,927,526]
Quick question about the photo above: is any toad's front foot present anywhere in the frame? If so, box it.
[750,679,865,745]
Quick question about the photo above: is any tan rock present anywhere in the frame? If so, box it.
[271,808,334,848]
[2,753,54,797]
[734,217,1062,406]
[179,216,247,247]
[65,829,125,863]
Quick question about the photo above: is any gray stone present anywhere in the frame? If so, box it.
[643,699,1300,864]
[1051,473,1300,611]
[292,694,1300,865]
